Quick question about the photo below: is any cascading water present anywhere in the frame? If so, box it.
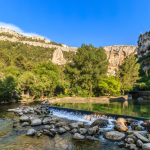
[49,108,116,130]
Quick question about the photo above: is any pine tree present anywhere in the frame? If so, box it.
[65,44,108,97]
[117,54,140,95]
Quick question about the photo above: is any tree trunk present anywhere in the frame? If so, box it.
[40,91,44,100]
[32,95,35,100]
[89,84,92,97]
[122,90,124,96]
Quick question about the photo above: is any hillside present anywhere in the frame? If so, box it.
[0,28,138,75]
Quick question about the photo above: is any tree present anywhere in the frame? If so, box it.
[65,44,108,97]
[117,54,140,95]
[99,75,121,96]
[31,61,59,99]
[0,51,11,68]
[0,76,18,102]
[13,55,27,70]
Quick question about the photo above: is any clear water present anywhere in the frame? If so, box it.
[0,99,149,150]
[52,99,150,119]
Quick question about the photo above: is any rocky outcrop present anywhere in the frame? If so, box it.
[52,49,66,65]
[137,32,150,71]
[104,45,138,75]
[0,28,138,75]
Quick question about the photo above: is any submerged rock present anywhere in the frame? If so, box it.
[104,131,125,142]
[73,133,85,140]
[26,129,37,136]
[86,136,99,141]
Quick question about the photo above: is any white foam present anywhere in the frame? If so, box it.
[49,108,116,130]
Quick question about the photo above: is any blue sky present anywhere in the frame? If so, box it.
[0,0,150,47]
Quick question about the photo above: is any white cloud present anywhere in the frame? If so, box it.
[0,22,41,37]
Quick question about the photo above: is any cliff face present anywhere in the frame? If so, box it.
[137,32,150,71]
[104,45,138,75]
[0,28,138,75]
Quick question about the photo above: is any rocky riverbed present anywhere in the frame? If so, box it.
[3,101,150,150]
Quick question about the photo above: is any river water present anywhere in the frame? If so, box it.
[0,99,149,150]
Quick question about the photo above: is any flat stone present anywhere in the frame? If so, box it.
[134,132,149,143]
[72,133,85,140]
[104,131,125,142]
[86,136,99,141]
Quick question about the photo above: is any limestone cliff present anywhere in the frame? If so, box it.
[104,45,138,75]
[137,32,150,71]
[0,28,138,75]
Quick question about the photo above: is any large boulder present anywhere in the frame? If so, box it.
[142,143,150,150]
[72,133,85,140]
[116,118,127,125]
[26,129,37,136]
[114,124,128,132]
[31,118,42,126]
[104,131,125,142]
[90,119,108,127]
[20,114,30,122]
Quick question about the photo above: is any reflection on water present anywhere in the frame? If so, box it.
[53,99,150,118]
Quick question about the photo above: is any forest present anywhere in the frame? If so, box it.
[0,40,147,103]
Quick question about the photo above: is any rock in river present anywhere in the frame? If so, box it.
[73,133,85,140]
[58,127,67,134]
[133,132,149,143]
[142,143,150,150]
[31,118,42,126]
[20,114,30,122]
[26,129,37,136]
[104,131,125,142]
[90,118,108,127]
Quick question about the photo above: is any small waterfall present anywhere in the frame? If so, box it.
[49,108,116,129]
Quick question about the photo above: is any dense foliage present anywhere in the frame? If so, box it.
[65,44,108,97]
[0,40,143,102]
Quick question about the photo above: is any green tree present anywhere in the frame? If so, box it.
[13,55,27,70]
[65,44,108,97]
[0,51,11,68]
[0,76,18,102]
[99,75,121,96]
[32,61,59,99]
[117,54,140,95]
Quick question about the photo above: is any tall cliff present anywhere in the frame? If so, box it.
[137,32,150,71]
[104,45,138,75]
[0,28,138,75]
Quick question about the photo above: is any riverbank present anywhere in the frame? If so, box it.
[18,95,130,104]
